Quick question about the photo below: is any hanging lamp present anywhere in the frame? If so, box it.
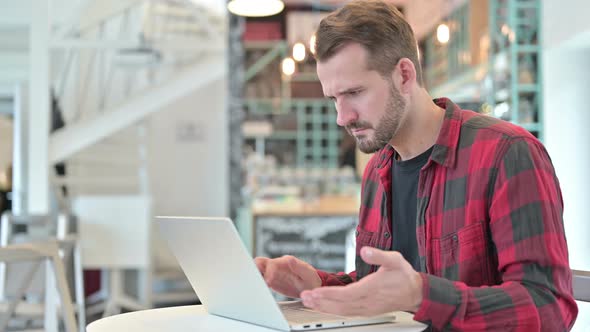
[227,0,285,17]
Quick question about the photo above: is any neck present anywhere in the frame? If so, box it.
[390,89,445,161]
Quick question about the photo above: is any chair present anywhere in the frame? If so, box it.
[0,212,85,331]
[0,241,77,332]
[572,269,590,332]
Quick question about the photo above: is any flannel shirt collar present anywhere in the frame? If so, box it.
[373,97,462,170]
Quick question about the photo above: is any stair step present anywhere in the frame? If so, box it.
[52,176,139,187]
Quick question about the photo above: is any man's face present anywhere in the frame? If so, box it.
[317,43,407,153]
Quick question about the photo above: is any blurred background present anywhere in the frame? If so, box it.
[0,0,588,330]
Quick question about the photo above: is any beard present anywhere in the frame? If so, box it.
[346,82,406,154]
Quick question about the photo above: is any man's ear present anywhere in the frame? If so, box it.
[392,58,417,94]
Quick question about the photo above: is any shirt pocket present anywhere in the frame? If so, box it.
[355,228,379,253]
[431,221,490,286]
[355,228,380,279]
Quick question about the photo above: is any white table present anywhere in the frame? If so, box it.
[87,305,427,332]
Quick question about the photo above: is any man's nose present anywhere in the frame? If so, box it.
[335,101,358,127]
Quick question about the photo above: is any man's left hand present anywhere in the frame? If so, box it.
[300,247,423,316]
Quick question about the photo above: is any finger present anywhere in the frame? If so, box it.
[263,257,283,283]
[287,256,320,287]
[302,274,389,316]
[301,288,368,316]
[308,275,374,303]
[284,256,312,296]
[301,273,383,314]
[254,257,269,275]
[264,256,294,286]
[360,247,402,270]
[264,256,302,298]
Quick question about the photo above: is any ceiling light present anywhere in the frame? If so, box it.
[281,57,295,76]
[309,34,316,55]
[436,23,450,44]
[227,0,285,17]
[292,42,306,62]
[416,44,421,62]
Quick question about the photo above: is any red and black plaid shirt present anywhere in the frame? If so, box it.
[317,98,578,331]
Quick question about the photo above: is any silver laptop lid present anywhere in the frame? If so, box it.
[156,216,290,331]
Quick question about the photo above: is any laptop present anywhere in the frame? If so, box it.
[155,216,396,331]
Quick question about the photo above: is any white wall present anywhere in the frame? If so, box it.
[147,78,228,266]
[147,77,228,218]
[543,48,590,271]
[543,0,590,271]
[543,0,590,49]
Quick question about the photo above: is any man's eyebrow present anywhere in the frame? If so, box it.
[325,87,362,99]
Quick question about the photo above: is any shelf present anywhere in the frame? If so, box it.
[516,122,540,132]
[516,45,540,53]
[518,84,538,93]
[240,128,297,140]
[515,2,539,9]
[269,131,298,139]
[428,62,487,100]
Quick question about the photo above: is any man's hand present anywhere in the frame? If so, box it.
[300,247,423,316]
[254,255,322,298]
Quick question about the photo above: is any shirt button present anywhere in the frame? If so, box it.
[384,232,390,238]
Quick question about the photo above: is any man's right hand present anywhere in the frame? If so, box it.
[254,255,322,298]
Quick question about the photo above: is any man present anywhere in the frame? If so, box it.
[255,0,578,331]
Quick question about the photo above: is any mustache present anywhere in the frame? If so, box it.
[346,121,372,131]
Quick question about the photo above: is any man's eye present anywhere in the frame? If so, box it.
[349,90,361,96]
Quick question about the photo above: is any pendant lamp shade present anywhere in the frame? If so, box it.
[227,0,285,17]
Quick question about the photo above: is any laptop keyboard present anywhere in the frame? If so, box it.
[280,302,347,324]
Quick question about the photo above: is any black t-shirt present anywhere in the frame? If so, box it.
[391,147,433,272]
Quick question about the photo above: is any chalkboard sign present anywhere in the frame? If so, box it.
[255,216,357,273]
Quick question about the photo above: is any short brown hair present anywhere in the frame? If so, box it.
[314,0,423,85]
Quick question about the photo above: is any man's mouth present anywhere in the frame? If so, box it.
[350,127,369,135]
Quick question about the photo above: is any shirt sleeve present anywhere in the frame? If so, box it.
[315,152,382,287]
[413,137,578,331]
[316,270,357,286]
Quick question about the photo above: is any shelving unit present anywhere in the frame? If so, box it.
[425,0,543,139]
[243,98,341,168]
[243,39,342,168]
[424,2,472,89]
[489,0,542,139]
[294,100,340,167]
